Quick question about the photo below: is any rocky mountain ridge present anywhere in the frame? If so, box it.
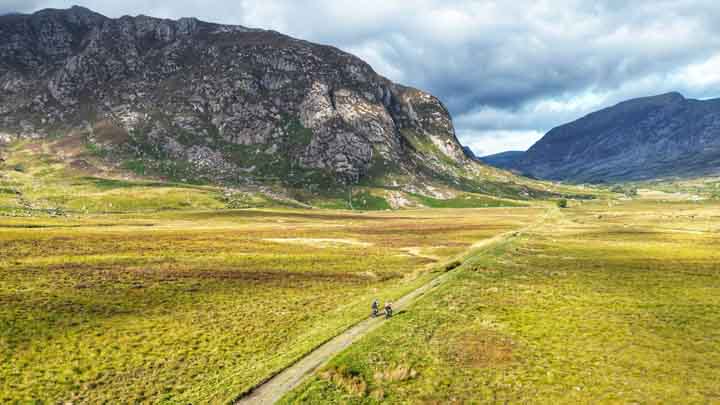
[0,6,472,189]
[491,92,720,182]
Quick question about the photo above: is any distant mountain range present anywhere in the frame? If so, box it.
[483,92,720,182]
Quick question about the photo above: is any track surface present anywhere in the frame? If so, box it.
[235,216,549,404]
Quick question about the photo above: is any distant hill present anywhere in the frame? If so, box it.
[479,151,524,169]
[495,92,720,182]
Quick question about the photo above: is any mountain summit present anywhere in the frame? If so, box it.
[0,7,480,189]
[494,92,720,182]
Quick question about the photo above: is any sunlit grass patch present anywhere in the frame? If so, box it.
[0,206,539,403]
[284,200,720,404]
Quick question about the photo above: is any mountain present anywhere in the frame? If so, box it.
[0,6,482,191]
[479,151,524,169]
[505,92,720,182]
[462,146,479,161]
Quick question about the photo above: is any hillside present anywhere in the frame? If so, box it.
[0,6,571,204]
[504,92,720,182]
[479,150,524,169]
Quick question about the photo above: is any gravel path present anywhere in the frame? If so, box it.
[236,270,455,404]
[235,222,543,404]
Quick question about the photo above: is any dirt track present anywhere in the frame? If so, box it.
[235,214,549,404]
[236,269,455,404]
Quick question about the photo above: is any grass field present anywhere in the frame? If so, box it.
[6,138,716,404]
[283,199,720,404]
[0,206,543,403]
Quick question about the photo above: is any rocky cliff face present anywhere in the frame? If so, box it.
[0,6,467,185]
[510,92,720,182]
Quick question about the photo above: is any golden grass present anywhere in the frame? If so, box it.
[283,199,720,404]
[0,207,541,403]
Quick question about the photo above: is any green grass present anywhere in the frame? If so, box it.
[412,193,526,208]
[85,140,109,158]
[283,200,720,404]
[1,139,560,215]
[351,191,391,211]
[0,206,541,403]
[0,141,303,214]
[121,159,147,176]
[6,137,717,403]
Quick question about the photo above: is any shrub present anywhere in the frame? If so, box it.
[122,160,147,176]
[557,198,568,208]
[350,191,391,211]
[445,260,462,271]
[610,185,638,197]
[13,164,26,173]
[86,141,109,157]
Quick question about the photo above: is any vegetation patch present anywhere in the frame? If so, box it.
[319,366,368,397]
[439,330,514,368]
[284,199,720,404]
[0,205,540,403]
[444,260,462,271]
[413,193,525,208]
[84,140,109,158]
[351,190,391,211]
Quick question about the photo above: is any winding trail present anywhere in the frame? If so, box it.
[236,270,455,405]
[236,211,550,404]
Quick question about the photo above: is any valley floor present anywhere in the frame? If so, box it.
[0,207,539,403]
[283,199,720,404]
[2,189,719,404]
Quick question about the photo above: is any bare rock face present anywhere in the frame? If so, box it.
[0,6,467,184]
[510,92,720,182]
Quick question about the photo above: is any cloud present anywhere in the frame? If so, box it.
[0,0,38,14]
[460,130,545,157]
[8,1,720,154]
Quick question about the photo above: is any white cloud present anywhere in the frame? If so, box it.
[460,130,544,157]
[671,53,720,90]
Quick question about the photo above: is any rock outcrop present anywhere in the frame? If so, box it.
[0,6,467,184]
[505,92,720,182]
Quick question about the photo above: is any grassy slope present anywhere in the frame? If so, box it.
[0,139,228,215]
[0,137,592,214]
[631,177,720,200]
[0,207,543,403]
[283,199,720,404]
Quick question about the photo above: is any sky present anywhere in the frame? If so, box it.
[4,1,720,156]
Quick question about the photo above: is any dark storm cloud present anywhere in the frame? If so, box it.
[10,0,720,154]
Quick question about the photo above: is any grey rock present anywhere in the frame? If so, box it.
[0,7,468,185]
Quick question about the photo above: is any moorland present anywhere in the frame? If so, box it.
[284,196,720,404]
